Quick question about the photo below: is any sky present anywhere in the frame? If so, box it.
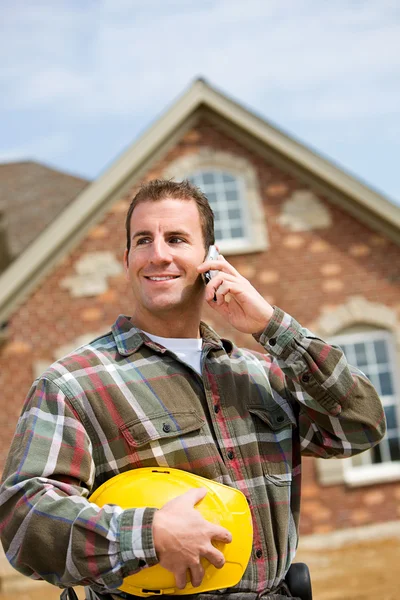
[1,0,400,206]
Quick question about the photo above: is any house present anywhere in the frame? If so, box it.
[0,78,399,597]
[0,161,89,274]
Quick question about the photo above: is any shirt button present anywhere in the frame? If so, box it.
[227,450,234,460]
[214,404,220,414]
[255,549,263,559]
[276,415,285,423]
[301,373,310,383]
[269,338,276,346]
[162,423,171,433]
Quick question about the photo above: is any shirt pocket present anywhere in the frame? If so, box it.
[247,405,294,487]
[119,410,207,468]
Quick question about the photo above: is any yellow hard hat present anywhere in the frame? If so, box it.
[89,467,253,596]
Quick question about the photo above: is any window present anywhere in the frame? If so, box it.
[162,148,268,255]
[331,329,400,485]
[188,170,249,250]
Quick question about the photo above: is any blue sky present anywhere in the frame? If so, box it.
[2,0,400,206]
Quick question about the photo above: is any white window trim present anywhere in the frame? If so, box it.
[343,460,400,487]
[313,296,400,488]
[162,148,268,255]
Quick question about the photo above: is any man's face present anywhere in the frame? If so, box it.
[124,197,207,323]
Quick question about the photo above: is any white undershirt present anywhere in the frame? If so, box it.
[143,331,203,375]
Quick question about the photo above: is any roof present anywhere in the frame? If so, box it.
[0,78,399,325]
[0,161,89,259]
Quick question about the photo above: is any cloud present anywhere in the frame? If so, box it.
[2,0,400,122]
[1,0,399,205]
[0,132,72,164]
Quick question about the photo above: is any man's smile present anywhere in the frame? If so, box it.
[144,275,180,281]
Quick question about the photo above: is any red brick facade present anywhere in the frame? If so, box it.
[1,119,400,535]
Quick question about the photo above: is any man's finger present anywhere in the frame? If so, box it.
[202,546,226,569]
[210,525,233,544]
[198,258,239,277]
[212,281,242,307]
[174,568,189,590]
[186,486,208,506]
[171,486,207,507]
[189,562,205,588]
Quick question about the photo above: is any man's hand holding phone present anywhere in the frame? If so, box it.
[201,245,220,286]
[198,248,274,335]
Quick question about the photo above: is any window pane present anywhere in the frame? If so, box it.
[354,343,368,367]
[222,173,235,183]
[202,172,216,185]
[207,191,218,206]
[374,340,388,364]
[356,368,373,384]
[371,443,382,464]
[230,226,244,238]
[379,371,393,396]
[385,405,398,429]
[228,208,242,220]
[225,189,238,202]
[388,436,400,461]
[186,169,247,244]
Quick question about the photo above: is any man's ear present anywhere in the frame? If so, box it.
[123,249,129,278]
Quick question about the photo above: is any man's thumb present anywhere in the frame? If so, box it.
[183,486,208,506]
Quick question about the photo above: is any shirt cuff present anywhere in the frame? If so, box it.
[119,507,159,573]
[253,306,301,360]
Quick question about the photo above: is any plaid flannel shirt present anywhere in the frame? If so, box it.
[0,307,385,595]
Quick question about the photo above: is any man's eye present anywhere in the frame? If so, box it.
[136,238,151,245]
[169,237,184,244]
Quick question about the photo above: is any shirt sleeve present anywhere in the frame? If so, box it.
[0,376,159,589]
[253,306,387,458]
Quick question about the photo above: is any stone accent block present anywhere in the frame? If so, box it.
[349,243,371,257]
[277,190,332,231]
[320,263,342,276]
[60,251,123,298]
[322,279,344,292]
[282,234,305,248]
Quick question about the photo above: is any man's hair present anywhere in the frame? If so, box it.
[125,179,215,253]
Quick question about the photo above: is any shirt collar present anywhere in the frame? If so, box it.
[111,315,233,357]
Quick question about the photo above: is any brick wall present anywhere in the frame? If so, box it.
[1,119,399,535]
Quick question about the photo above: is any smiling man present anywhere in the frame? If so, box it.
[0,179,386,600]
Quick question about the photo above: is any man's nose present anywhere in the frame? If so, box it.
[150,239,172,263]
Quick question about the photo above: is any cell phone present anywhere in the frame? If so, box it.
[201,245,219,285]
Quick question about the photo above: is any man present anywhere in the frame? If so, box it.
[0,179,386,600]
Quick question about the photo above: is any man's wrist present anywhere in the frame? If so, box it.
[252,304,275,335]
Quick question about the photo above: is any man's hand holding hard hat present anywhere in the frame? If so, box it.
[152,486,232,589]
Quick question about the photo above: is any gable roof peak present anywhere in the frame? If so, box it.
[0,79,399,326]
